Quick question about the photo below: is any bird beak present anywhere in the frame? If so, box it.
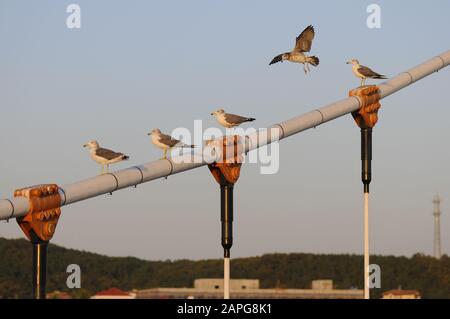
[210,113,213,115]
[147,132,151,136]
[346,61,351,64]
[83,144,87,148]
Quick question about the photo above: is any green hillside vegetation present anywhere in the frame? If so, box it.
[1,237,449,299]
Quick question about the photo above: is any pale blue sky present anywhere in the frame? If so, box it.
[0,0,449,260]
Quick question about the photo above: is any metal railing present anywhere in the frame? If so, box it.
[1,50,449,220]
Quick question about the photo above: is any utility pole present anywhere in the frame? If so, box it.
[15,184,62,299]
[433,195,442,259]
[208,135,244,299]
[349,86,382,300]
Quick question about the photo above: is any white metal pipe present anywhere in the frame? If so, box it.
[364,192,370,299]
[0,197,29,220]
[0,50,449,220]
[224,257,230,299]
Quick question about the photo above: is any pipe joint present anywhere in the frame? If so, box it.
[349,86,382,129]
[208,135,243,186]
[14,184,62,243]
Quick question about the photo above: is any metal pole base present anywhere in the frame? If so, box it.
[221,185,233,300]
[224,257,230,299]
[32,241,48,299]
[363,192,370,299]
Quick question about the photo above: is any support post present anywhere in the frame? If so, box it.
[361,127,372,300]
[221,184,234,257]
[349,86,381,300]
[14,184,62,299]
[32,240,48,299]
[208,135,244,299]
[221,183,233,299]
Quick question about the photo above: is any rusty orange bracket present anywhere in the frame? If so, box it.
[15,184,62,243]
[349,85,382,129]
[208,135,243,185]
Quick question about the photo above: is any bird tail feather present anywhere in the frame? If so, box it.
[122,155,130,160]
[307,56,320,66]
[246,118,256,122]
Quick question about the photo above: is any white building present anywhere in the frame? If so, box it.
[136,279,363,299]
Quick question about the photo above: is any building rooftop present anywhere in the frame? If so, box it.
[382,289,421,297]
[46,290,72,299]
[136,279,363,299]
[91,287,136,299]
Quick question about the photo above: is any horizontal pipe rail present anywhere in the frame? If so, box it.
[1,50,449,220]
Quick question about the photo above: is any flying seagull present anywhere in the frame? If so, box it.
[269,25,320,74]
[148,129,195,160]
[83,140,129,174]
[211,109,255,128]
[346,59,387,87]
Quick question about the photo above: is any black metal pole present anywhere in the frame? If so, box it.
[32,241,48,299]
[361,128,372,193]
[220,184,233,258]
[220,184,233,299]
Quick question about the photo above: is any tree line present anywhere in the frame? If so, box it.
[1,238,448,299]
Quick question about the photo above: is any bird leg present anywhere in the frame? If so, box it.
[106,164,109,173]
[161,149,167,160]
[100,164,104,175]
[303,63,308,74]
[306,62,311,73]
[360,78,364,87]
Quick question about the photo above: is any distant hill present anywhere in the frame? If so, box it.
[0,237,449,299]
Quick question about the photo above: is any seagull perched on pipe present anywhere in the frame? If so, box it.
[83,140,129,174]
[269,25,320,74]
[211,109,256,128]
[148,129,195,160]
[346,59,387,87]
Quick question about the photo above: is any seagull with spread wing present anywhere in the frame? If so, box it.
[83,140,129,174]
[211,109,255,128]
[148,129,195,160]
[269,25,320,74]
[346,59,387,87]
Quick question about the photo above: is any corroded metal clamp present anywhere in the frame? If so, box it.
[15,184,62,243]
[349,85,381,129]
[208,135,244,186]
